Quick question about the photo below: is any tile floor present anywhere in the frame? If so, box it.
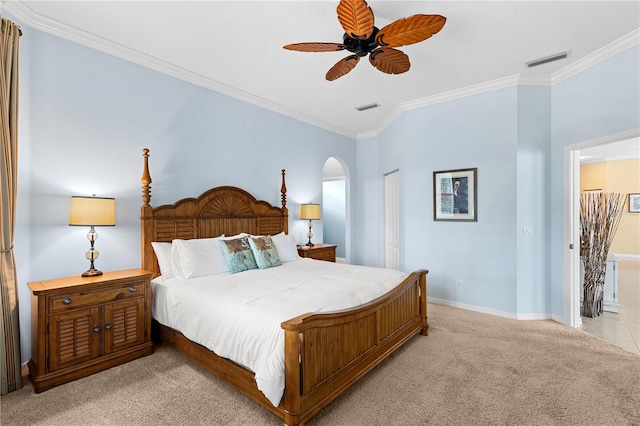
[580,257,640,354]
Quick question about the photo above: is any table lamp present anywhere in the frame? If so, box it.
[300,203,321,247]
[69,195,116,277]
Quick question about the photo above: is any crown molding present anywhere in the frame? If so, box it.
[358,74,522,140]
[3,1,357,140]
[518,74,553,87]
[580,152,639,164]
[551,28,640,85]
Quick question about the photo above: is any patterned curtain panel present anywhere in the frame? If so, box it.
[0,18,23,394]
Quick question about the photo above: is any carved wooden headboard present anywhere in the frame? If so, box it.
[140,149,289,277]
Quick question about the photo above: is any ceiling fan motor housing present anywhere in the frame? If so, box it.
[343,27,379,57]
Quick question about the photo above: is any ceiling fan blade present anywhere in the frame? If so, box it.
[337,0,375,40]
[283,42,346,52]
[377,14,446,48]
[369,48,410,75]
[326,55,360,81]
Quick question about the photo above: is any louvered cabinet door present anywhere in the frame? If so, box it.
[104,298,146,354]
[48,307,100,371]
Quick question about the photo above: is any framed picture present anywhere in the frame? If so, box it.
[629,193,640,213]
[433,168,477,222]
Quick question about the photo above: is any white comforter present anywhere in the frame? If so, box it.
[151,258,408,406]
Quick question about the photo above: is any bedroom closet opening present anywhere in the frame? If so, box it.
[322,157,346,262]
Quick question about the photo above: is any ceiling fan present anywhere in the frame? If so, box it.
[283,0,447,81]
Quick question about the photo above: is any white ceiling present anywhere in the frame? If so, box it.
[4,1,640,139]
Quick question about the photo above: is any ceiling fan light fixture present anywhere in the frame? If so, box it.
[525,50,571,68]
[355,102,380,111]
[283,0,446,81]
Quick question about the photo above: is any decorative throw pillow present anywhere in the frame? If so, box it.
[219,236,258,273]
[248,236,281,269]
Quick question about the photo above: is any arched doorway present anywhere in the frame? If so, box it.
[322,157,346,262]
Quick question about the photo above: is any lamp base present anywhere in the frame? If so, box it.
[306,220,315,247]
[82,268,103,277]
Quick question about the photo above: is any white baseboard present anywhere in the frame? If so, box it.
[516,313,553,321]
[611,253,640,259]
[428,297,560,323]
[427,297,517,320]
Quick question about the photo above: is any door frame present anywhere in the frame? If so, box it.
[564,128,640,327]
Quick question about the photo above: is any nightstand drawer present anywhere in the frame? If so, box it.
[307,248,335,261]
[297,244,337,263]
[49,281,145,313]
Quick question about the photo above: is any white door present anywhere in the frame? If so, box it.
[385,171,400,269]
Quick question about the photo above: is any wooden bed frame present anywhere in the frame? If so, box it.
[139,149,429,425]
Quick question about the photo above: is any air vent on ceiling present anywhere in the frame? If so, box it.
[355,103,380,112]
[525,51,570,68]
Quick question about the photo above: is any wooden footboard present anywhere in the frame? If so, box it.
[281,269,428,426]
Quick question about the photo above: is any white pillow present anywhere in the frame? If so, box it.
[172,236,228,279]
[151,242,174,280]
[271,232,301,263]
[171,243,185,279]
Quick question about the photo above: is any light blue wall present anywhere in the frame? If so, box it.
[549,46,640,317]
[14,23,357,363]
[360,88,520,314]
[322,180,346,257]
[516,85,551,316]
[355,136,381,266]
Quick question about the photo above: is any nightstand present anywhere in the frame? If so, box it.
[297,244,337,262]
[27,268,153,393]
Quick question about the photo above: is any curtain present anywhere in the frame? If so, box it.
[0,17,23,394]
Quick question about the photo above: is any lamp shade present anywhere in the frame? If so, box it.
[69,196,116,226]
[300,203,321,220]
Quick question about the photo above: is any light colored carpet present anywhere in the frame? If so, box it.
[2,303,639,425]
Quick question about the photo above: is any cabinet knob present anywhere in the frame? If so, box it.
[63,298,72,305]
[128,287,136,293]
[93,325,100,334]
[105,323,112,331]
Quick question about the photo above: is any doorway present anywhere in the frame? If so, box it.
[574,138,640,353]
[564,129,640,327]
[322,157,346,262]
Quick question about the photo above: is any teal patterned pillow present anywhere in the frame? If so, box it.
[219,236,258,273]
[248,236,281,269]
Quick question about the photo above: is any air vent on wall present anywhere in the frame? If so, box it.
[355,103,380,112]
[525,51,570,68]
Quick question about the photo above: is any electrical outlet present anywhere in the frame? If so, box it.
[456,280,463,289]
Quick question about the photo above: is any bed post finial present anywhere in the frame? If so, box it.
[142,148,152,207]
[281,169,287,209]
